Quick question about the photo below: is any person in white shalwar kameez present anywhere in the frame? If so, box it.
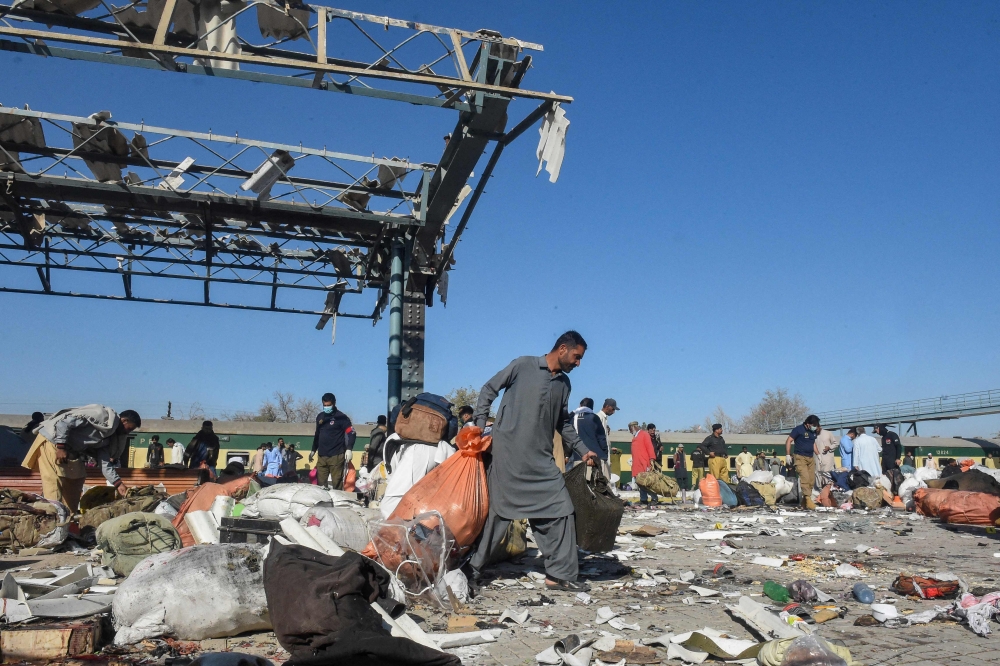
[852,427,882,479]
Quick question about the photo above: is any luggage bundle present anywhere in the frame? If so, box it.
[852,487,883,510]
[390,393,459,444]
[635,461,679,498]
[79,485,164,530]
[96,511,181,576]
[0,489,69,549]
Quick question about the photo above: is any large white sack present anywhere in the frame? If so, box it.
[241,483,332,521]
[772,475,793,498]
[876,475,892,492]
[746,470,774,484]
[898,478,925,505]
[112,544,270,644]
[914,466,940,482]
[299,505,379,551]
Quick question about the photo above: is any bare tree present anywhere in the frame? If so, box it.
[295,397,320,423]
[446,386,479,416]
[680,424,705,433]
[703,405,738,433]
[273,391,297,423]
[737,388,809,434]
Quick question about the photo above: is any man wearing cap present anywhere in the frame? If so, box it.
[702,424,729,482]
[599,398,620,481]
[22,404,140,513]
[309,392,356,490]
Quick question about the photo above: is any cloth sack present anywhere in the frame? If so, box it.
[734,481,765,507]
[698,474,722,507]
[746,470,773,484]
[563,462,625,553]
[772,475,794,498]
[816,484,837,508]
[914,466,940,482]
[913,488,955,517]
[936,490,1000,526]
[263,542,458,665]
[300,505,378,552]
[96,511,181,576]
[240,482,327,522]
[635,461,679,498]
[80,486,164,530]
[381,427,490,550]
[852,487,883,510]
[486,518,529,565]
[113,544,270,644]
[0,489,69,549]
[750,481,776,506]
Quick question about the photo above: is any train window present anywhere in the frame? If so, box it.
[729,457,736,468]
[227,451,250,467]
[666,458,674,469]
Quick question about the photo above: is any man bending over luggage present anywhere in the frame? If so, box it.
[22,405,140,513]
[468,331,597,592]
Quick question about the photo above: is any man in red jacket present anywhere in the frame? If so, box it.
[629,421,657,506]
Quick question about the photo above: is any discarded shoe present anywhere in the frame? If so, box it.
[545,578,591,592]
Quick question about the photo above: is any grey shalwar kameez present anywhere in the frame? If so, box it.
[470,355,591,581]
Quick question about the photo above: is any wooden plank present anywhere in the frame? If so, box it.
[0,467,200,495]
[316,7,327,65]
[1,619,102,663]
[152,0,177,46]
[449,30,471,81]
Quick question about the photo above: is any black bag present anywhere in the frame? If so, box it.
[735,481,766,507]
[389,393,459,443]
[848,469,872,490]
[886,468,906,495]
[563,464,625,553]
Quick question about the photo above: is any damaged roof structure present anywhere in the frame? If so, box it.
[0,0,572,411]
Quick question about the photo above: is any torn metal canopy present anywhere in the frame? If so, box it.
[0,106,432,316]
[0,0,572,111]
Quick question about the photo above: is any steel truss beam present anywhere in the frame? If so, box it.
[0,2,571,111]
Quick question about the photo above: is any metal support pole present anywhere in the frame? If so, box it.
[386,237,405,415]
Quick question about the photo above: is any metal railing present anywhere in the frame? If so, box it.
[765,389,1000,434]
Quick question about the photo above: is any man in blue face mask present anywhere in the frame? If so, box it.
[309,392,355,490]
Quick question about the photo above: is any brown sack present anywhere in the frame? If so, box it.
[852,487,883,510]
[913,488,957,517]
[935,490,1000,526]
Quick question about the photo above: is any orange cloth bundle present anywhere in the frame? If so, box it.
[172,476,253,547]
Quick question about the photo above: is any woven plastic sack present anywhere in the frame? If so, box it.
[564,462,625,552]
[112,543,270,644]
[343,462,357,492]
[852,487,883,510]
[935,490,1000,526]
[300,505,379,551]
[913,488,956,517]
[772,475,794,498]
[96,511,181,576]
[699,474,722,507]
[747,470,774,484]
[241,483,331,521]
[382,427,490,551]
[914,466,940,482]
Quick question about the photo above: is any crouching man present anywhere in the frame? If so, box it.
[468,331,597,592]
[22,405,140,512]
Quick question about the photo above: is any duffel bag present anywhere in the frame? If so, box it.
[96,511,181,576]
[564,463,624,552]
[848,469,872,490]
[635,462,679,498]
[390,393,459,443]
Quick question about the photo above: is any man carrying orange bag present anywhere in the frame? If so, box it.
[467,331,597,593]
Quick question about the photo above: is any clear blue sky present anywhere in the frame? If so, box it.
[2,1,999,436]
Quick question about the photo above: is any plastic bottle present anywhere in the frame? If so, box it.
[852,582,874,604]
[763,580,790,603]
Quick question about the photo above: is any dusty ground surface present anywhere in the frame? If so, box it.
[2,501,999,665]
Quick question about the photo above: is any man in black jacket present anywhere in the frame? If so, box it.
[874,424,902,473]
[365,415,387,472]
[309,393,356,490]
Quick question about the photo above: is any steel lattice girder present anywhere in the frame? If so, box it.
[0,1,571,110]
[0,107,436,315]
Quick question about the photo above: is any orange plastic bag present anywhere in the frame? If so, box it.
[816,484,836,508]
[699,474,722,507]
[172,475,253,547]
[936,490,1000,526]
[913,488,955,517]
[343,461,357,492]
[378,426,491,551]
